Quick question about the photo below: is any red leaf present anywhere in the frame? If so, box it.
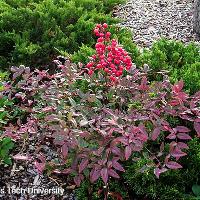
[111,146,122,156]
[79,158,89,173]
[166,133,176,139]
[170,147,187,159]
[140,132,148,142]
[103,108,118,119]
[107,118,117,126]
[45,114,59,122]
[108,169,120,179]
[177,133,192,140]
[166,161,182,169]
[61,168,73,174]
[101,168,108,184]
[61,143,68,159]
[42,106,54,112]
[180,114,193,121]
[139,76,149,91]
[53,169,61,174]
[182,92,189,100]
[175,126,190,133]
[112,160,125,172]
[107,161,112,168]
[169,141,177,152]
[173,80,184,93]
[34,154,46,174]
[154,167,168,178]
[152,128,161,141]
[94,147,104,156]
[163,125,172,131]
[138,124,148,141]
[74,175,82,187]
[177,91,188,101]
[177,142,189,149]
[194,122,200,137]
[195,118,200,123]
[125,145,132,160]
[90,168,100,183]
[169,100,180,106]
[164,154,170,164]
[160,142,165,152]
[97,189,103,196]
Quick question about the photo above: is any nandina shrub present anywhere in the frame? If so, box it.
[1,25,200,199]
[3,60,200,194]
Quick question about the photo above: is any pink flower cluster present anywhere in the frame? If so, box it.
[86,23,132,82]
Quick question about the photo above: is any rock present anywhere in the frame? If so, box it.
[194,0,200,35]
[114,0,199,47]
[33,175,40,186]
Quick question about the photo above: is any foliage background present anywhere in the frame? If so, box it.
[0,0,126,69]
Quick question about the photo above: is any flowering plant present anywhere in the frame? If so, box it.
[1,24,200,199]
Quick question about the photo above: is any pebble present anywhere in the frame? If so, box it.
[114,0,199,47]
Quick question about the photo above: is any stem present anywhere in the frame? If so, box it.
[144,146,160,165]
[87,179,93,200]
[104,183,109,200]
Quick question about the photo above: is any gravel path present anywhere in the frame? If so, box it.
[114,0,199,47]
[0,140,77,200]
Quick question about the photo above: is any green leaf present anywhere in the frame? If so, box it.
[0,149,9,158]
[2,137,14,148]
[3,157,12,165]
[192,185,200,197]
[107,90,114,100]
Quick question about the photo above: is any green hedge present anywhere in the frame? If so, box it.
[136,39,200,94]
[0,0,126,69]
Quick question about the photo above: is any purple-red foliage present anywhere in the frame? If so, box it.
[1,27,200,188]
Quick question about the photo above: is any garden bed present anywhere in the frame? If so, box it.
[0,1,200,200]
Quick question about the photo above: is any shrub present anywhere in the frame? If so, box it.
[136,39,200,94]
[3,59,200,198]
[177,62,200,94]
[0,0,126,70]
[0,72,13,129]
[5,58,200,199]
[0,72,16,165]
[1,24,200,199]
[120,137,200,200]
